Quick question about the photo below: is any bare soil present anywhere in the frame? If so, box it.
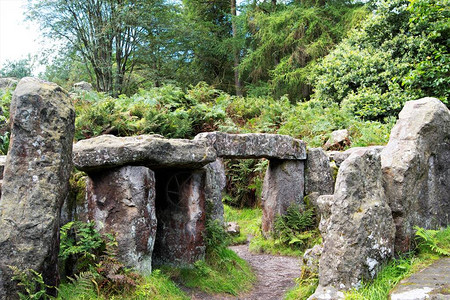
[184,244,302,300]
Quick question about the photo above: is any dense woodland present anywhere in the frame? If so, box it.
[0,0,449,299]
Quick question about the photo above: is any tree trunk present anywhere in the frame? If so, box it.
[231,0,243,96]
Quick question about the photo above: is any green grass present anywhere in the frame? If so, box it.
[223,204,262,245]
[57,270,189,300]
[162,246,255,296]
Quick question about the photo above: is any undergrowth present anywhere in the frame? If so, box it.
[161,220,255,296]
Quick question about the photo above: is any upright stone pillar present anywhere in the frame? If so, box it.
[204,158,226,224]
[153,169,206,266]
[261,159,305,235]
[86,166,157,273]
[0,78,75,299]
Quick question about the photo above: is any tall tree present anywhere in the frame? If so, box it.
[28,0,157,95]
[231,0,243,96]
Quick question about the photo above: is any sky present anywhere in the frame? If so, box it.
[0,0,42,69]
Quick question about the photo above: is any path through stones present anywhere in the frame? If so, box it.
[186,244,302,300]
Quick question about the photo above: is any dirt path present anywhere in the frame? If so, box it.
[186,244,302,300]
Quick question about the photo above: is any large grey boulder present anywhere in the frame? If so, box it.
[261,159,305,234]
[204,158,226,223]
[153,170,206,265]
[0,78,75,298]
[86,166,157,273]
[195,132,306,160]
[305,148,334,207]
[311,147,395,299]
[73,134,216,172]
[381,97,450,253]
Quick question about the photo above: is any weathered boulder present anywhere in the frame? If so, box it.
[153,170,206,265]
[305,148,334,207]
[323,129,350,151]
[0,77,18,90]
[261,159,305,234]
[73,134,216,172]
[328,146,384,168]
[0,78,75,298]
[73,81,93,91]
[195,131,306,160]
[311,147,395,299]
[381,97,450,253]
[303,244,323,276]
[86,166,157,273]
[204,158,226,223]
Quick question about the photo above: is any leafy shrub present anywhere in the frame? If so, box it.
[311,0,449,120]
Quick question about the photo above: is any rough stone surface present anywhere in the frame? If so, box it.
[389,257,450,300]
[305,148,334,206]
[303,244,323,276]
[195,131,306,160]
[73,134,216,172]
[0,77,75,299]
[0,77,18,90]
[204,158,226,223]
[73,81,93,91]
[312,147,395,298]
[323,129,350,151]
[381,97,450,253]
[261,159,305,234]
[153,169,206,266]
[86,166,157,273]
[226,222,240,236]
[328,146,385,168]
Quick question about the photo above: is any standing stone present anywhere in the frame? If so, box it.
[204,158,226,223]
[261,159,305,234]
[86,166,157,273]
[381,97,450,253]
[305,148,334,207]
[153,170,206,266]
[0,77,18,90]
[310,148,395,299]
[0,78,75,299]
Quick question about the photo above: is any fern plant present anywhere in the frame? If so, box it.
[414,226,450,256]
[273,205,318,250]
[9,266,54,300]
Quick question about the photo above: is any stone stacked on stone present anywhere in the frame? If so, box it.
[381,97,450,253]
[194,131,306,160]
[261,159,305,234]
[0,78,75,299]
[85,166,157,273]
[73,134,217,171]
[310,147,395,299]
